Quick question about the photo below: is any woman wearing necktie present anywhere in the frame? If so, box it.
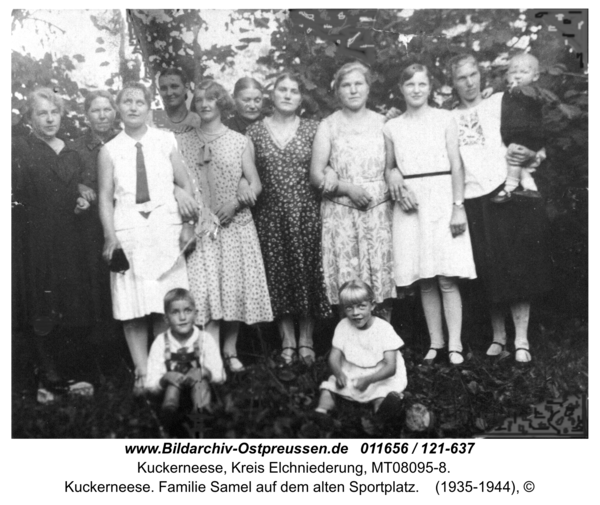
[98,82,195,394]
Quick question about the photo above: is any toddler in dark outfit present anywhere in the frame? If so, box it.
[493,53,545,203]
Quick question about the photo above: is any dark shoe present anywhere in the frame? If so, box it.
[376,392,404,420]
[422,347,446,366]
[513,189,542,199]
[491,190,512,204]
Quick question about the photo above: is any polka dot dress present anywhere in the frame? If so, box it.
[247,118,331,320]
[177,128,273,325]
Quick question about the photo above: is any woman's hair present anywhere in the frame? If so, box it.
[338,279,376,307]
[163,288,196,313]
[159,67,188,86]
[233,76,264,98]
[272,71,304,94]
[191,79,235,114]
[447,53,480,81]
[333,61,374,93]
[399,63,433,87]
[83,89,116,114]
[116,82,153,106]
[26,87,64,118]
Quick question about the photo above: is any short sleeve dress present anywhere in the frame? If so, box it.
[103,128,189,320]
[383,109,477,286]
[246,118,331,320]
[320,317,407,402]
[176,127,273,326]
[320,110,396,305]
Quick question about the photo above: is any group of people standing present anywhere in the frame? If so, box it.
[12,52,551,398]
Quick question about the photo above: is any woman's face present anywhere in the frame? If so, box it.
[158,74,187,110]
[86,97,116,135]
[30,97,61,141]
[234,87,263,121]
[400,71,431,108]
[194,89,221,124]
[272,78,302,115]
[117,88,149,129]
[452,60,482,104]
[337,70,369,111]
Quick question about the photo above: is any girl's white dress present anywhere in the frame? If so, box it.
[383,109,477,286]
[320,317,407,402]
[103,128,189,320]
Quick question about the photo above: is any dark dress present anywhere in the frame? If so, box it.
[247,118,331,319]
[500,87,545,152]
[224,112,264,135]
[70,129,118,323]
[12,134,93,329]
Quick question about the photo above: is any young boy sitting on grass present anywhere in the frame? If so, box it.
[145,288,225,417]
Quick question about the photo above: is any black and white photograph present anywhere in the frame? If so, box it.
[10,7,588,447]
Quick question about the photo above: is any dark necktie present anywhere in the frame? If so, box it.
[135,142,151,204]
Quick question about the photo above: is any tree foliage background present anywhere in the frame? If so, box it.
[11,8,588,320]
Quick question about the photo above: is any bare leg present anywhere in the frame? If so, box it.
[123,317,149,393]
[204,320,220,347]
[222,321,244,372]
[278,315,296,364]
[315,389,335,413]
[372,397,385,413]
[438,276,464,364]
[299,315,316,365]
[487,306,507,356]
[420,278,445,360]
[511,301,532,362]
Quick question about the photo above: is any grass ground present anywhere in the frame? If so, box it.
[12,294,587,439]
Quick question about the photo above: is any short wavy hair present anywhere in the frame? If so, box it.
[83,89,116,114]
[338,279,376,308]
[333,61,374,94]
[26,87,64,119]
[116,82,152,106]
[447,53,480,82]
[159,67,189,86]
[191,79,235,115]
[163,288,196,313]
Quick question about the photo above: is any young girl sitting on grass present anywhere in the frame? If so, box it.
[145,289,225,417]
[315,280,407,414]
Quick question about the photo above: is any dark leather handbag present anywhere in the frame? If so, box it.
[108,248,130,273]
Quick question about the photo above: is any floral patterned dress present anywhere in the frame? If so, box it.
[247,118,331,319]
[320,110,396,305]
[176,127,273,326]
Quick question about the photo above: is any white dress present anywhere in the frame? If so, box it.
[383,109,477,287]
[103,128,189,320]
[320,317,407,403]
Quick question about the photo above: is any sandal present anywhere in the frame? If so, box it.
[298,345,316,366]
[223,355,246,373]
[515,347,532,364]
[280,346,297,365]
[422,347,446,366]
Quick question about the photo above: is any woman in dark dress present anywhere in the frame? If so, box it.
[247,72,331,365]
[71,90,119,327]
[224,77,265,134]
[12,87,93,387]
